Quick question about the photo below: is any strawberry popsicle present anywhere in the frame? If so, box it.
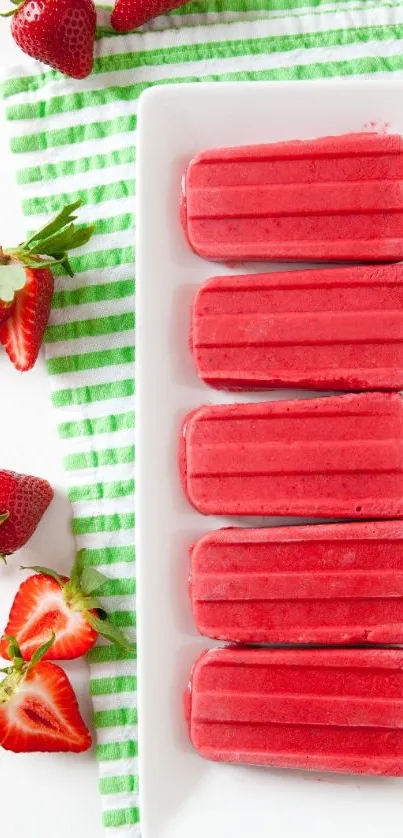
[181,132,403,261]
[185,647,403,776]
[191,264,403,391]
[190,521,403,644]
[179,392,403,517]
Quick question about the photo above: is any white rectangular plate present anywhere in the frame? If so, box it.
[136,80,403,838]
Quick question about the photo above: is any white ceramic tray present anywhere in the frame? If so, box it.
[136,80,403,838]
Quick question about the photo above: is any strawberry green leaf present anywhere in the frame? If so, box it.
[7,200,94,280]
[86,612,135,650]
[29,633,55,667]
[23,200,82,247]
[0,264,26,303]
[69,549,85,589]
[0,513,9,527]
[26,224,77,255]
[80,567,109,595]
[27,223,94,256]
[3,635,22,662]
[20,565,64,586]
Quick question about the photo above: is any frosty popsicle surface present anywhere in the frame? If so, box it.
[185,647,403,776]
[182,132,403,261]
[191,264,403,391]
[190,521,403,644]
[179,392,403,518]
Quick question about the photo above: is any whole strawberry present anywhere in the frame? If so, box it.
[4,0,96,79]
[0,200,94,371]
[111,0,186,32]
[0,469,53,559]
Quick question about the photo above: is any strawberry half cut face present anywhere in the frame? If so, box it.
[0,637,91,753]
[0,574,98,661]
[0,553,135,661]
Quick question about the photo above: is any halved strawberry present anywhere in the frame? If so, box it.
[0,635,91,753]
[0,268,54,372]
[0,201,94,372]
[0,574,97,660]
[0,552,134,661]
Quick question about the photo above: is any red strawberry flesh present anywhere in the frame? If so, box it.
[0,303,12,327]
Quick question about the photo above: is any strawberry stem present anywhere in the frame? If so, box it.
[4,635,23,661]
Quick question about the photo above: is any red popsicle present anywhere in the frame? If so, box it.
[179,392,403,518]
[185,647,403,775]
[182,132,403,261]
[190,521,403,644]
[191,264,403,391]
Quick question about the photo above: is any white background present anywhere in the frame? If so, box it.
[0,25,103,838]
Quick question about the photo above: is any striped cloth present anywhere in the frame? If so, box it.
[3,0,403,833]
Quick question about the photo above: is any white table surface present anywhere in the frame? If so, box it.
[0,25,103,838]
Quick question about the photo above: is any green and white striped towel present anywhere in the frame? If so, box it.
[3,0,403,832]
